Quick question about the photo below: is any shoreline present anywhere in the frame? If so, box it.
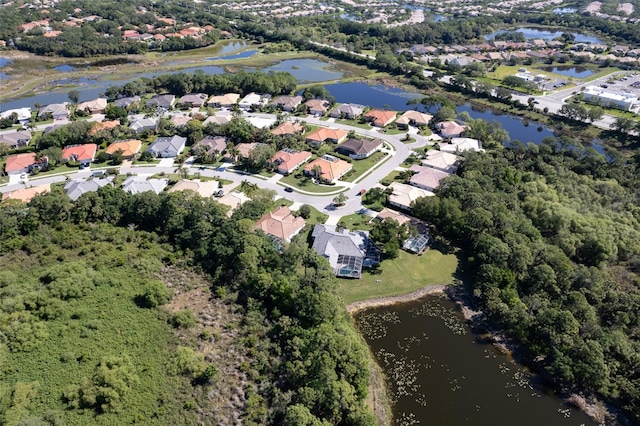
[345,284,448,314]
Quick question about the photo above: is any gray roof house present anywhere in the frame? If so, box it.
[335,138,383,159]
[192,136,227,156]
[113,96,141,108]
[64,177,113,201]
[122,176,168,195]
[271,95,303,112]
[146,135,187,158]
[129,117,157,133]
[146,94,176,109]
[330,103,365,119]
[311,224,380,279]
[38,103,69,120]
[0,130,31,148]
[178,93,208,107]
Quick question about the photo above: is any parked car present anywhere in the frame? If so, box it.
[214,190,224,198]
[358,189,367,196]
[284,187,294,193]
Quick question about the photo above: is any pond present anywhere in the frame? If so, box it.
[207,50,257,61]
[54,64,89,73]
[484,27,603,44]
[553,7,578,14]
[0,57,13,67]
[261,59,343,83]
[355,295,598,426]
[209,40,250,56]
[539,65,596,79]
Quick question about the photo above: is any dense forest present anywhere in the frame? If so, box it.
[0,189,374,425]
[412,140,640,423]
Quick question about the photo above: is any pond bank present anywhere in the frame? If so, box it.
[345,284,448,314]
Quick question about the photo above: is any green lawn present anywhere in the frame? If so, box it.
[335,119,372,130]
[338,212,374,231]
[341,151,388,183]
[338,249,459,304]
[296,205,328,225]
[279,173,345,193]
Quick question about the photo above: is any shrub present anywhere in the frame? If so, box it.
[169,310,197,329]
[135,281,172,308]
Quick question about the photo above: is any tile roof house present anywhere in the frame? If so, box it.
[304,99,331,115]
[330,103,365,119]
[387,181,434,210]
[146,94,176,109]
[89,120,120,135]
[441,137,483,153]
[105,139,142,159]
[375,207,429,234]
[170,115,192,127]
[271,149,312,174]
[0,130,31,149]
[271,95,303,112]
[146,135,187,158]
[4,153,46,175]
[122,176,168,195]
[64,177,113,201]
[304,154,352,183]
[395,110,433,128]
[408,165,452,191]
[61,143,98,167]
[2,184,51,203]
[306,127,348,147]
[192,136,227,156]
[129,117,157,133]
[311,224,380,279]
[203,115,231,126]
[208,93,240,107]
[254,206,306,243]
[335,137,383,159]
[217,191,250,217]
[76,98,107,114]
[436,121,468,138]
[38,103,69,120]
[235,142,257,159]
[271,121,304,136]
[113,95,141,108]
[421,150,460,173]
[364,109,397,127]
[178,93,208,107]
[168,179,219,198]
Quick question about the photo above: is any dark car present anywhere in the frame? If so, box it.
[284,187,294,193]
[214,190,224,198]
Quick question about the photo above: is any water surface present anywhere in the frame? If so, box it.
[355,296,598,426]
[484,27,603,44]
[539,65,595,79]
[262,59,343,83]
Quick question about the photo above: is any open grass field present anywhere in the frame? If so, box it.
[342,151,388,183]
[338,249,459,305]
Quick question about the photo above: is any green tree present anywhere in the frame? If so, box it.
[68,89,80,105]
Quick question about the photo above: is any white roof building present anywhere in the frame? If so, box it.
[582,86,639,111]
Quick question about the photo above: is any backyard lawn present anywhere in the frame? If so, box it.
[338,249,459,305]
[342,151,388,183]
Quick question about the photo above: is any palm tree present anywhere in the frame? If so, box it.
[311,164,323,180]
[333,193,348,206]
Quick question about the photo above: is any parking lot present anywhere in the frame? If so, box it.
[600,71,640,97]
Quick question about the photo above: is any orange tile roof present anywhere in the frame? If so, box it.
[304,156,352,182]
[271,121,304,136]
[306,127,348,143]
[2,184,51,203]
[255,206,306,242]
[5,153,37,173]
[61,144,98,162]
[105,139,142,157]
[271,149,312,173]
[364,109,397,127]
[89,120,120,135]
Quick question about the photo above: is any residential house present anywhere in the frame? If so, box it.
[38,103,69,120]
[192,136,227,157]
[387,181,433,210]
[178,93,208,107]
[216,191,250,217]
[304,99,330,116]
[335,137,383,159]
[441,137,483,153]
[146,135,187,158]
[122,176,168,195]
[129,117,157,133]
[0,130,31,149]
[271,95,303,112]
[311,224,380,279]
[364,109,397,127]
[436,121,468,138]
[271,149,312,174]
[375,207,429,234]
[4,153,46,175]
[421,150,460,173]
[0,108,32,125]
[105,139,142,159]
[113,95,141,108]
[395,110,433,129]
[408,165,452,191]
[402,234,431,254]
[61,143,98,167]
[271,121,304,136]
[330,103,365,119]
[76,98,107,114]
[208,93,240,108]
[306,127,348,147]
[239,92,270,110]
[89,120,120,135]
[254,206,306,243]
[304,154,352,183]
[146,94,176,110]
[244,116,276,129]
[202,115,231,126]
[64,177,113,201]
[170,115,192,127]
[168,179,219,198]
[2,184,51,203]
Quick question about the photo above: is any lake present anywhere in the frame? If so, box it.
[325,82,556,145]
[207,50,257,61]
[355,295,598,426]
[539,65,596,79]
[484,27,603,44]
[261,59,343,83]
[0,58,12,67]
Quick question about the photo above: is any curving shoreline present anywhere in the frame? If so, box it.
[345,284,448,315]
